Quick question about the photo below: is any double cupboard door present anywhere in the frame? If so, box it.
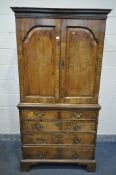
[18,18,103,104]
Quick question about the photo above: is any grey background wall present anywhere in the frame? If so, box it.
[0,0,116,134]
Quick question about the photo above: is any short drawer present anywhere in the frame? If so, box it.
[22,132,95,145]
[23,145,95,160]
[61,111,97,120]
[21,120,96,132]
[21,110,57,120]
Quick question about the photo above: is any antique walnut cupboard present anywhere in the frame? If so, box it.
[11,7,111,172]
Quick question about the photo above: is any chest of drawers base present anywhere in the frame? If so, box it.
[20,158,96,172]
[18,103,100,172]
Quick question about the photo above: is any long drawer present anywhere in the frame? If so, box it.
[21,120,96,132]
[20,110,98,121]
[22,132,95,145]
[23,145,95,160]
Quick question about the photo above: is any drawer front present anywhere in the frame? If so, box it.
[61,111,97,120]
[21,120,96,132]
[21,110,98,121]
[22,132,95,145]
[21,110,57,120]
[23,146,95,160]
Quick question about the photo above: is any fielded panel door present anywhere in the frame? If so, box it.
[60,19,106,104]
[16,18,61,103]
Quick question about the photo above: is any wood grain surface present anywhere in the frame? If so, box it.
[12,7,111,171]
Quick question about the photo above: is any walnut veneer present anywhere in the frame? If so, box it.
[11,7,111,172]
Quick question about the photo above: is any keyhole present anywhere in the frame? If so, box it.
[61,59,64,70]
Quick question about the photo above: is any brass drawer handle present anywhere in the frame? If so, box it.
[72,153,80,159]
[73,125,81,131]
[36,138,44,144]
[54,136,61,144]
[35,124,44,130]
[35,111,44,117]
[37,152,44,159]
[54,138,59,144]
[55,120,62,127]
[54,134,61,144]
[73,112,82,118]
[73,138,81,144]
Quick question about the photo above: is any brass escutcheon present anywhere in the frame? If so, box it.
[73,125,81,131]
[37,152,45,159]
[72,153,80,159]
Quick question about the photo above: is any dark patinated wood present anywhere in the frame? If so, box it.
[11,7,111,19]
[21,159,96,171]
[22,131,96,145]
[11,7,111,172]
[20,159,96,172]
[20,161,30,171]
[22,145,95,159]
[86,162,96,172]
[21,120,96,132]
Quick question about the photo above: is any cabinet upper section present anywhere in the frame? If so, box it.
[11,7,111,19]
[12,8,111,104]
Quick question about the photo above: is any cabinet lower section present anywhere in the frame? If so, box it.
[18,103,100,172]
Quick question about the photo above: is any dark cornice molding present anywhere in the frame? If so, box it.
[11,7,112,19]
